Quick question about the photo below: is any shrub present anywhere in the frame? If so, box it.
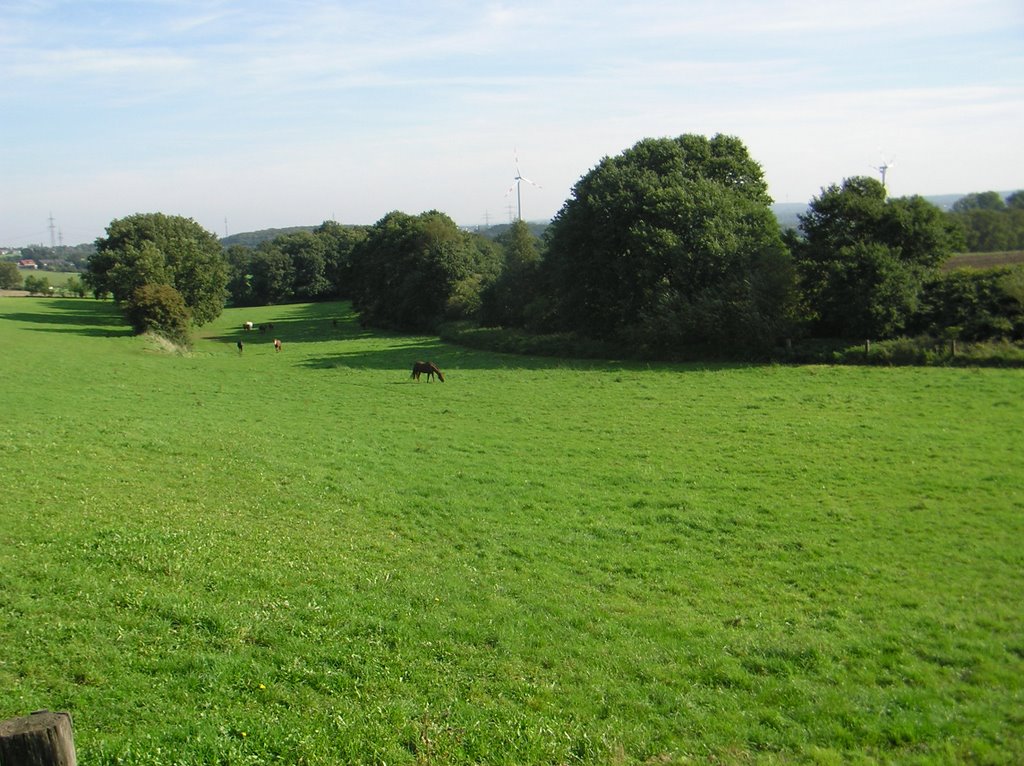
[64,275,88,298]
[23,274,52,295]
[124,283,192,347]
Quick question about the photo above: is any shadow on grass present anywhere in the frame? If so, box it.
[206,302,374,344]
[208,300,757,373]
[2,298,133,336]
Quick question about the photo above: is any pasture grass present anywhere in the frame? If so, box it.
[943,252,1024,271]
[1,297,1022,764]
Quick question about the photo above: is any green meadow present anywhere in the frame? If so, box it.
[1,298,1022,765]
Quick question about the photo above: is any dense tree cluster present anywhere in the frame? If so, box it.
[912,266,1024,341]
[478,220,542,329]
[947,191,1024,253]
[81,136,1022,355]
[791,176,963,338]
[225,221,368,307]
[13,243,95,270]
[85,213,227,326]
[535,135,795,353]
[349,210,502,330]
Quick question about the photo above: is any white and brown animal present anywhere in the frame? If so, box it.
[273,338,282,352]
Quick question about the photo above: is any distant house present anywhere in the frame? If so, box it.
[17,259,38,269]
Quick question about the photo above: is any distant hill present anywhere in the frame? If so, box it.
[772,203,807,232]
[217,192,1018,248]
[220,221,552,247]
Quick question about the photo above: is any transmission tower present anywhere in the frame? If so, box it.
[48,213,56,249]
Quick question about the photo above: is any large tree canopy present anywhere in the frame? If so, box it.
[350,210,502,331]
[795,177,962,338]
[86,213,228,325]
[540,134,794,352]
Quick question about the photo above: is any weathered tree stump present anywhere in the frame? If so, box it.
[0,711,77,766]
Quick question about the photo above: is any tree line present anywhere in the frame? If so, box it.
[947,191,1024,253]
[82,134,1024,355]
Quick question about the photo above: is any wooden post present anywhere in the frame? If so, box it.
[951,339,957,356]
[0,711,77,766]
[865,339,871,357]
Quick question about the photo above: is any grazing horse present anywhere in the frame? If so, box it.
[273,338,282,352]
[411,361,445,382]
[236,340,244,353]
[243,321,253,331]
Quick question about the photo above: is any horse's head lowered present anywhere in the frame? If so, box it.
[411,361,445,382]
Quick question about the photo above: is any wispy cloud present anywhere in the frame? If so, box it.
[2,0,1022,243]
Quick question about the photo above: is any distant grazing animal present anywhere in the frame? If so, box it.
[259,322,274,333]
[273,338,282,352]
[243,321,253,331]
[236,340,244,353]
[411,361,444,382]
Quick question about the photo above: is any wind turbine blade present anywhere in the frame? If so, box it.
[519,175,541,189]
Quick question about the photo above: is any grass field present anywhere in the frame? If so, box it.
[1,297,1022,765]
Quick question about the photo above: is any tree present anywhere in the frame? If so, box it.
[480,220,543,328]
[0,262,21,289]
[947,191,1024,253]
[540,134,794,352]
[952,191,1006,213]
[276,231,329,301]
[315,220,368,299]
[912,266,1024,341]
[350,210,502,330]
[249,244,296,305]
[795,176,961,338]
[23,274,52,296]
[64,275,87,298]
[124,283,192,346]
[85,213,228,325]
[224,244,257,306]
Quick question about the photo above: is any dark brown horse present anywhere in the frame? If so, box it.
[411,361,445,382]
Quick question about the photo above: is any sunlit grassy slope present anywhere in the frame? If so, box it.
[1,298,1022,764]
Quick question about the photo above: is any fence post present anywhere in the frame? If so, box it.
[0,711,77,766]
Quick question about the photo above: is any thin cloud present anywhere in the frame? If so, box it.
[2,0,1022,244]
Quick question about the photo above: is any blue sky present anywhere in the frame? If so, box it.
[2,0,1022,246]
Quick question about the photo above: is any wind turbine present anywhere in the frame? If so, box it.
[872,155,896,191]
[506,151,541,222]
